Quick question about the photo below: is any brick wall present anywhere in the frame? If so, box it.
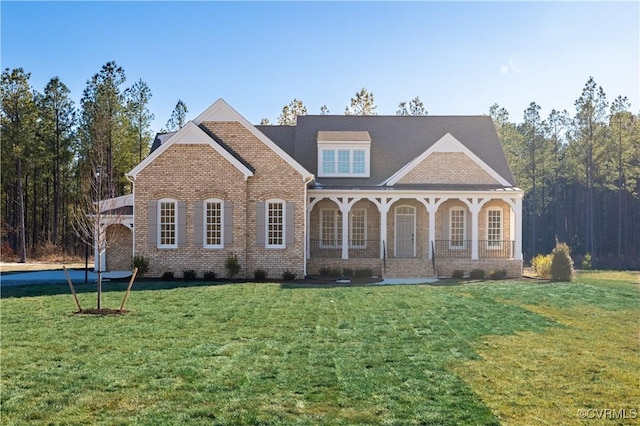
[105,224,132,271]
[398,152,499,185]
[133,121,307,279]
[435,259,523,278]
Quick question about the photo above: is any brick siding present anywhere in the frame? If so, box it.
[398,152,499,185]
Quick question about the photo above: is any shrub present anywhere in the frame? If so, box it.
[342,268,354,277]
[183,269,197,280]
[282,270,296,281]
[319,266,332,277]
[132,255,149,276]
[581,253,592,270]
[203,270,217,280]
[225,253,241,278]
[451,270,465,279]
[161,271,174,280]
[490,269,507,280]
[532,254,552,279]
[551,241,574,282]
[319,267,341,277]
[469,269,486,280]
[354,267,373,278]
[254,269,268,282]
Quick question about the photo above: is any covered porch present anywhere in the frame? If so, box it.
[306,189,523,278]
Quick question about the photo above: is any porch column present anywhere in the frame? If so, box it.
[514,197,523,260]
[470,198,481,260]
[371,197,397,259]
[427,205,437,259]
[340,203,349,259]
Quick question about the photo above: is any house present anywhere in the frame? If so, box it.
[98,99,523,279]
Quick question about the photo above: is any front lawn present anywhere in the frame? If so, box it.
[1,272,638,425]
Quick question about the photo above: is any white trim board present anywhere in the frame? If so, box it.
[382,133,511,187]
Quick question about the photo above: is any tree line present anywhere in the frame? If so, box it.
[1,62,187,261]
[2,66,638,269]
[490,77,639,269]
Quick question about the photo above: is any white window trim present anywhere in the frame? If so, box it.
[349,208,367,249]
[266,198,286,249]
[487,208,503,249]
[449,208,466,250]
[158,198,177,249]
[317,142,370,178]
[203,198,224,249]
[320,208,342,248]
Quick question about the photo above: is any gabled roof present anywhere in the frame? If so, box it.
[194,99,313,180]
[127,121,254,180]
[256,115,516,188]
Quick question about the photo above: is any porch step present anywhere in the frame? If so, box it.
[383,258,435,279]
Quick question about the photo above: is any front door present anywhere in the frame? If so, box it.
[395,206,415,257]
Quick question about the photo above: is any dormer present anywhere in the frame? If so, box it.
[317,131,371,178]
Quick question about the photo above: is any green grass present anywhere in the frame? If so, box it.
[1,273,638,425]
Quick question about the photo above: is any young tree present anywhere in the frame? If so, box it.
[345,88,377,115]
[165,99,188,131]
[320,105,330,115]
[259,118,271,125]
[125,79,154,163]
[36,77,76,245]
[277,98,307,125]
[1,68,37,262]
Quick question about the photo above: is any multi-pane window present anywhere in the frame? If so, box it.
[159,199,176,248]
[322,150,335,174]
[319,148,368,176]
[205,200,222,248]
[337,150,350,173]
[352,150,366,174]
[450,209,465,248]
[487,209,502,248]
[267,201,284,248]
[350,209,366,248]
[320,209,342,248]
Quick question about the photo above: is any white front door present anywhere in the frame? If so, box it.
[395,206,415,257]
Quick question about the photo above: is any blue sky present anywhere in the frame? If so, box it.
[2,1,638,132]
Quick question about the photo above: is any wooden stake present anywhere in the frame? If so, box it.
[63,266,82,312]
[119,267,139,312]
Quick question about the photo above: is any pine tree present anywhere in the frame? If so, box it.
[345,88,377,115]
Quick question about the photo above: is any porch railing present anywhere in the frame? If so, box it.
[309,239,380,259]
[478,240,514,259]
[434,240,515,259]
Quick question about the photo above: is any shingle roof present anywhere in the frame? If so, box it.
[150,132,176,153]
[256,115,516,187]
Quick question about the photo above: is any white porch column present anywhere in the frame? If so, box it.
[340,203,349,259]
[427,205,437,259]
[470,198,481,260]
[514,197,523,260]
[371,197,397,259]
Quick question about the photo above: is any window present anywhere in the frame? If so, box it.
[450,209,465,248]
[487,209,502,248]
[318,148,369,177]
[267,200,285,248]
[320,209,342,248]
[204,199,223,248]
[158,199,177,248]
[322,150,335,174]
[350,209,367,248]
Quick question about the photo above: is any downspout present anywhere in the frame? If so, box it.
[303,175,314,277]
[126,174,135,256]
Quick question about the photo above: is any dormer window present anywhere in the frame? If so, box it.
[317,131,371,177]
